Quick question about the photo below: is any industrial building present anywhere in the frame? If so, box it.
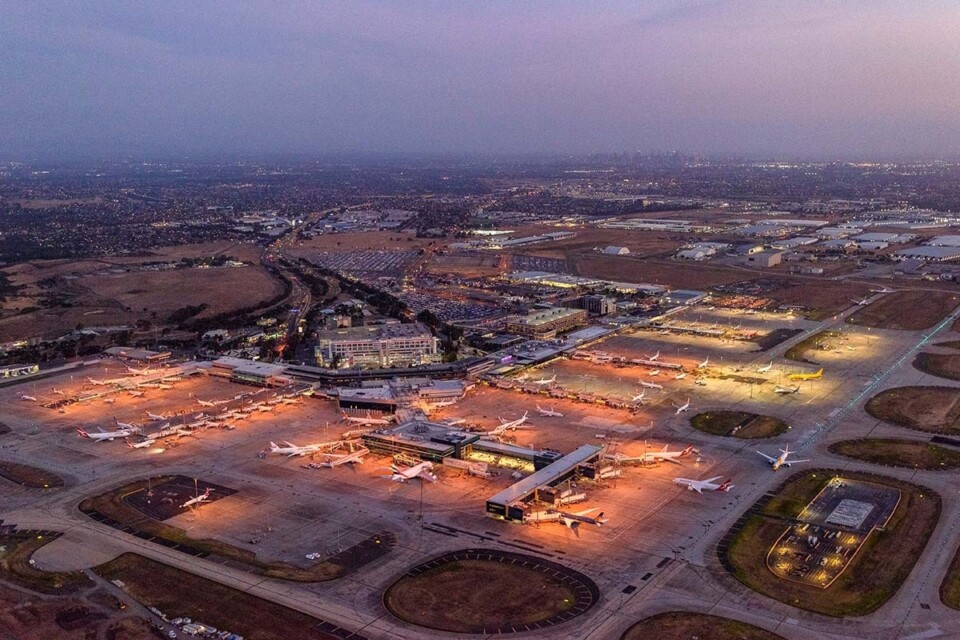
[745,250,785,268]
[315,322,440,369]
[208,357,292,387]
[103,347,171,362]
[505,307,587,339]
[663,290,708,306]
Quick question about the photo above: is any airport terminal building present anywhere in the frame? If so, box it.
[315,322,440,369]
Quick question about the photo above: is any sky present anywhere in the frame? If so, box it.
[3,1,960,161]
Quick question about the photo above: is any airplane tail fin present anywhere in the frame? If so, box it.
[124,438,132,448]
[680,445,694,456]
[718,479,734,492]
[77,428,89,438]
[269,441,279,450]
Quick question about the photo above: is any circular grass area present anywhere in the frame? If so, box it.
[690,411,788,439]
[383,549,598,634]
[913,352,960,381]
[865,386,960,434]
[621,612,784,640]
[829,438,960,470]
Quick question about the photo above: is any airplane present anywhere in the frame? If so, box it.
[673,399,691,414]
[697,357,710,369]
[852,298,870,306]
[493,412,531,432]
[774,385,800,395]
[537,405,563,418]
[268,441,341,457]
[341,411,393,426]
[871,287,894,294]
[19,394,37,402]
[256,404,276,412]
[53,388,66,396]
[318,447,369,467]
[125,437,157,449]
[649,369,661,376]
[87,377,108,386]
[531,374,556,386]
[197,398,216,407]
[606,444,695,465]
[181,487,213,509]
[128,390,144,398]
[673,476,734,493]
[443,418,466,426]
[757,446,810,471]
[647,350,660,361]
[278,397,301,405]
[385,461,437,483]
[77,425,138,442]
[125,364,158,375]
[526,508,608,530]
[145,410,167,421]
[630,390,646,404]
[788,368,823,381]
[757,361,773,374]
[156,384,173,390]
[675,372,687,380]
[114,417,138,431]
[638,378,663,390]
[103,397,116,404]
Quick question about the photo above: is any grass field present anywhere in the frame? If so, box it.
[621,612,784,640]
[784,330,841,363]
[0,460,65,488]
[690,411,788,439]
[723,470,940,617]
[0,534,91,594]
[79,477,343,582]
[384,559,577,633]
[829,438,960,470]
[913,352,960,381]
[865,386,960,434]
[848,290,960,330]
[94,554,339,640]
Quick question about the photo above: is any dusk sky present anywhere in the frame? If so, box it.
[3,1,960,160]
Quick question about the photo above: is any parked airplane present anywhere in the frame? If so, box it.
[125,437,157,449]
[526,507,607,530]
[852,298,870,306]
[77,425,138,442]
[606,444,695,465]
[532,374,557,386]
[673,399,691,414]
[675,372,687,380]
[87,377,108,386]
[53,388,66,396]
[492,412,531,433]
[758,446,809,471]
[319,447,369,467]
[871,287,895,294]
[197,398,216,407]
[114,418,138,431]
[649,369,661,376]
[673,476,734,493]
[385,461,437,483]
[256,404,276,412]
[128,390,144,398]
[788,368,823,381]
[537,405,563,417]
[145,410,167,421]
[774,385,800,395]
[697,357,710,369]
[268,440,341,457]
[757,361,773,373]
[103,397,116,404]
[341,410,392,426]
[647,350,660,361]
[19,394,37,402]
[630,390,646,404]
[638,378,663,390]
[181,487,213,509]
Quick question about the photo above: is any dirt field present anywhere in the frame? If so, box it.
[828,439,960,470]
[0,460,65,488]
[95,554,340,640]
[913,353,960,381]
[865,387,960,434]
[763,279,872,320]
[0,584,104,640]
[574,255,750,289]
[384,558,577,633]
[621,612,784,640]
[690,411,788,439]
[848,290,960,331]
[723,470,940,617]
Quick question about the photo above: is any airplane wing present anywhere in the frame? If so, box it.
[703,476,723,483]
[783,459,810,466]
[417,469,438,482]
[757,451,777,463]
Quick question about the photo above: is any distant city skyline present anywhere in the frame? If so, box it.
[3,1,960,161]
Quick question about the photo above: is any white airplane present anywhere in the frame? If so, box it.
[606,444,695,465]
[531,374,557,386]
[537,405,563,417]
[871,287,894,294]
[318,447,369,467]
[673,476,734,493]
[53,388,66,396]
[673,399,691,414]
[341,411,392,426]
[278,397,301,405]
[256,404,276,412]
[647,350,660,361]
[268,440,341,457]
[675,372,687,380]
[229,411,251,420]
[852,298,870,306]
[77,425,137,442]
[125,437,157,449]
[87,377,108,386]
[697,357,710,369]
[128,390,144,398]
[758,446,810,471]
[19,394,37,402]
[181,488,213,509]
[385,461,437,483]
[145,410,167,421]
[638,378,663,390]
[630,390,646,404]
[774,385,800,395]
[492,412,531,433]
[526,508,608,530]
[114,417,138,431]
[197,398,216,408]
[757,361,773,374]
[103,397,116,404]
[649,369,661,376]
